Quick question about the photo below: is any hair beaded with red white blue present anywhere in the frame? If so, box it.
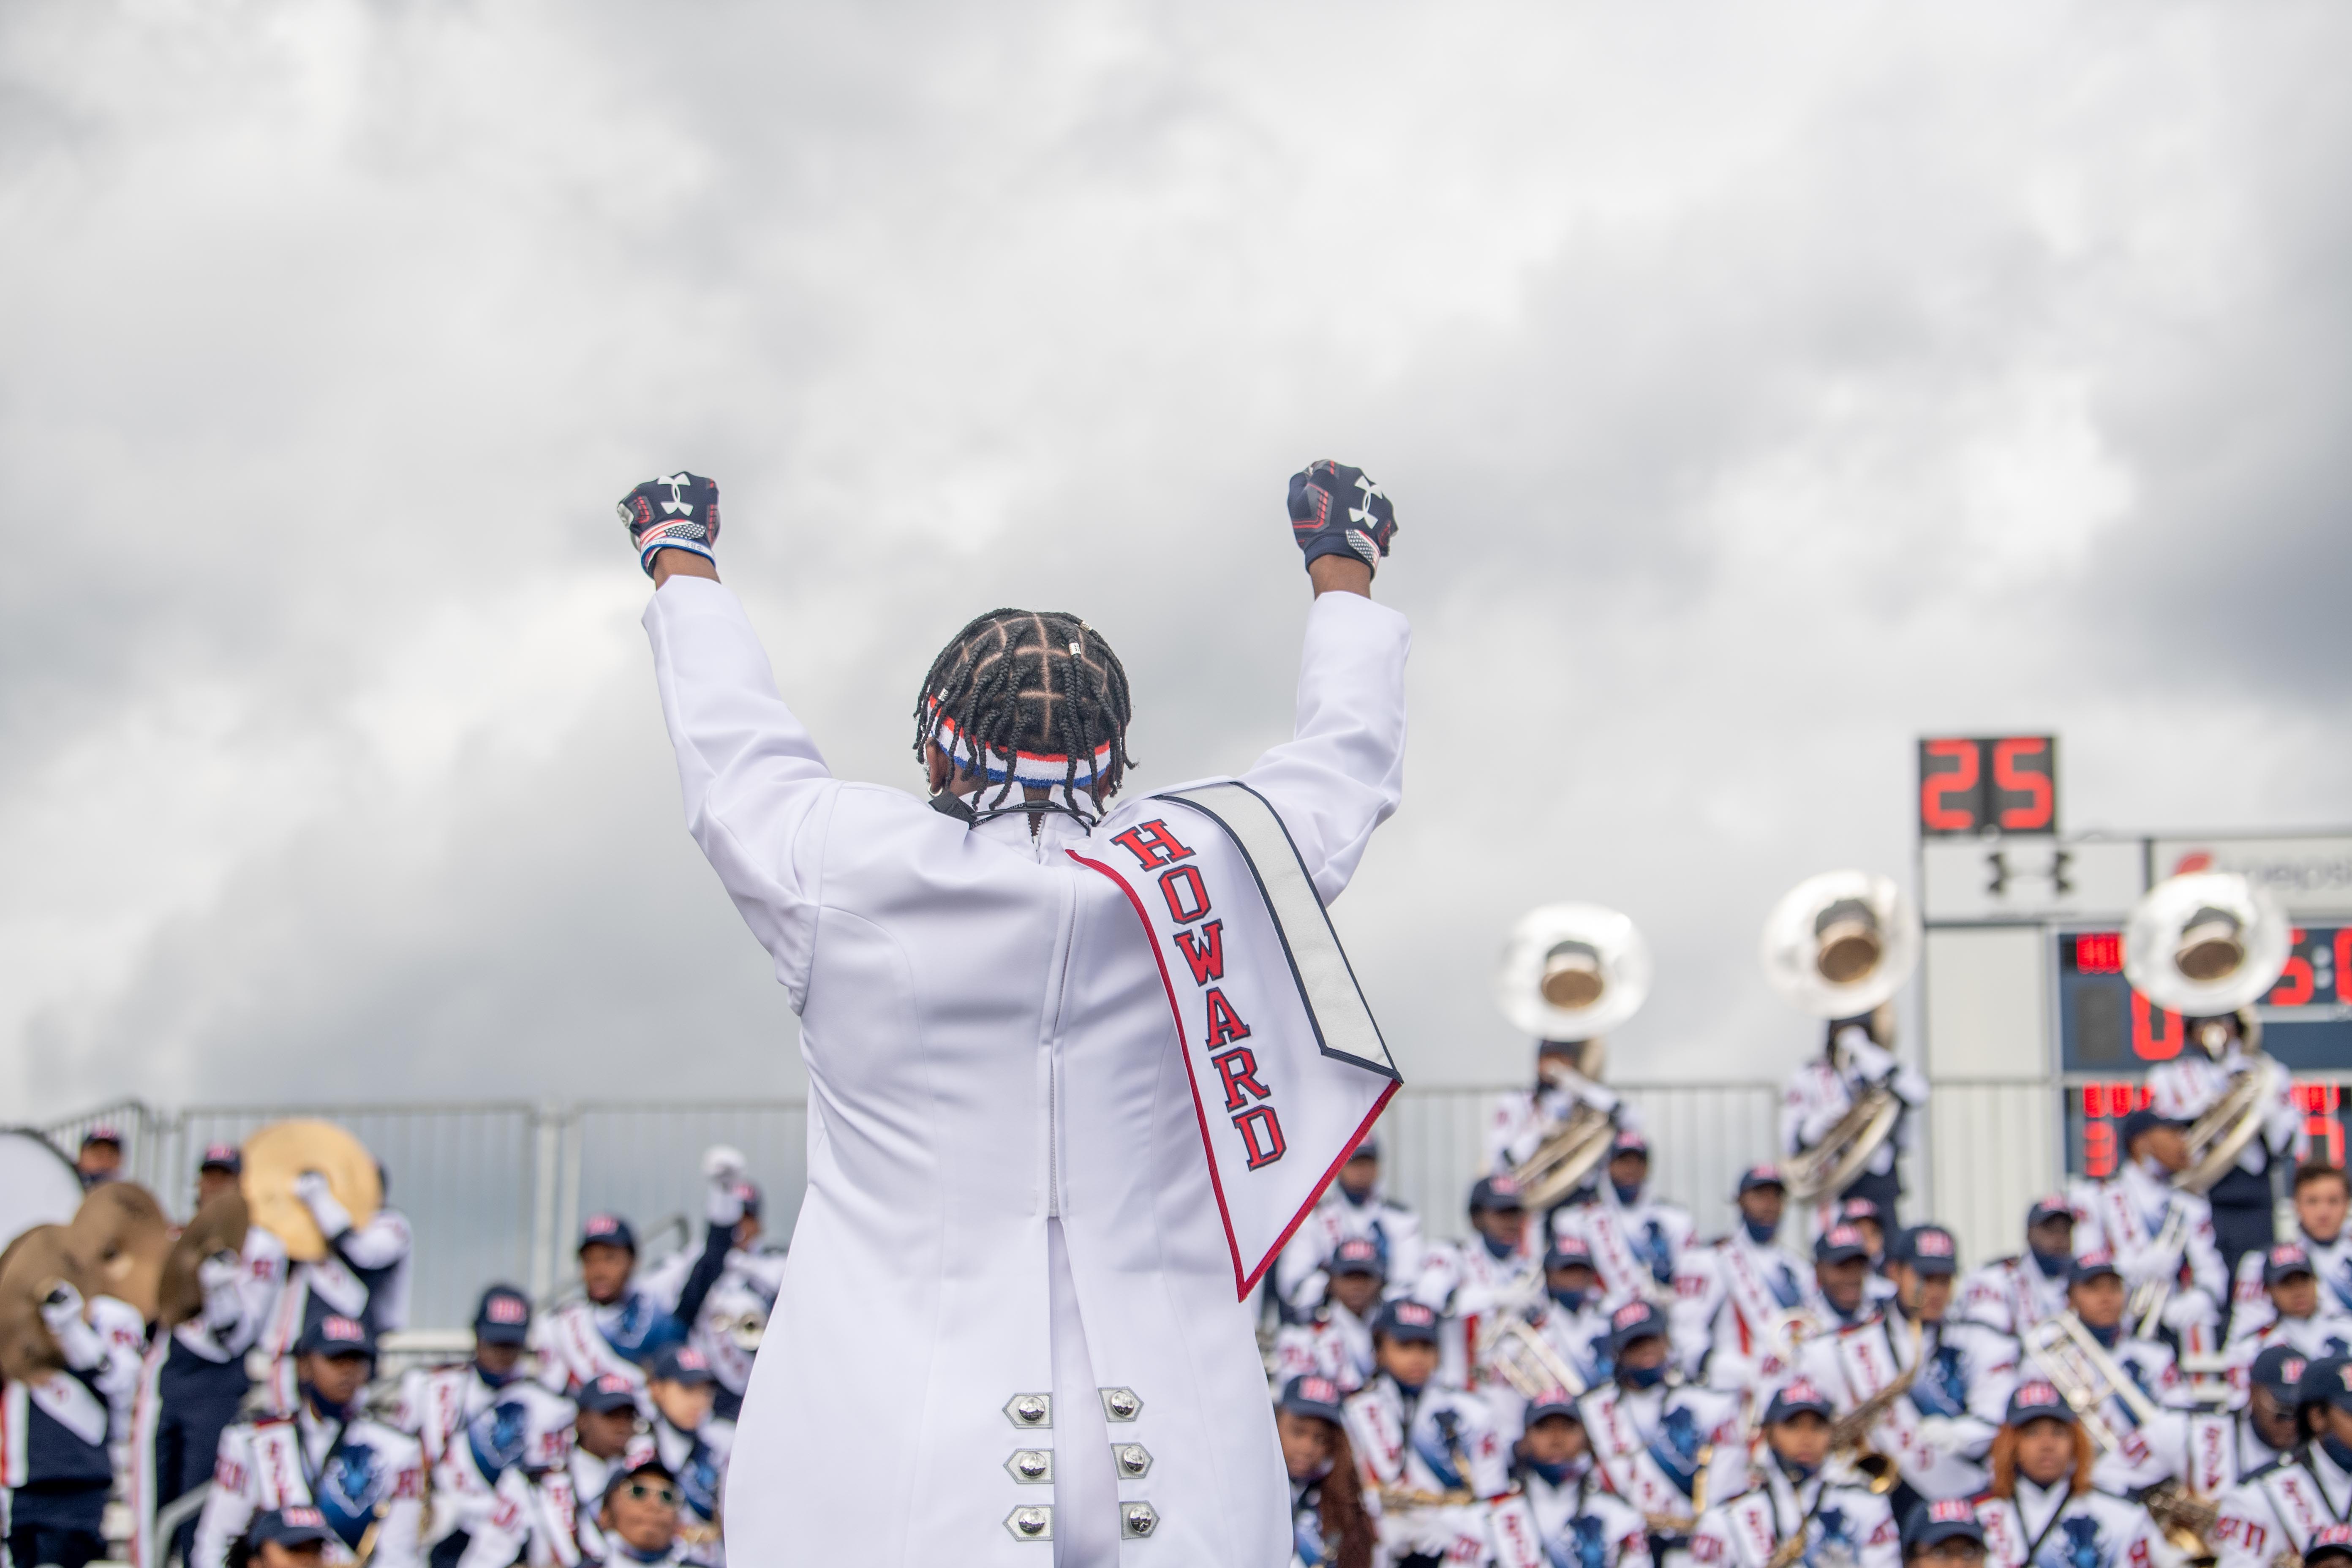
[912,608,1135,818]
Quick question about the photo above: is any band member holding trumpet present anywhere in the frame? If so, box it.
[192,1315,426,1568]
[1416,1176,1545,1393]
[1674,1166,1815,1390]
[1969,1382,2181,1568]
[2213,1354,2352,1568]
[1689,1379,1900,1568]
[2032,1252,2196,1499]
[1576,1301,1745,1560]
[1763,874,1926,1231]
[2078,1110,2227,1357]
[1513,1388,1656,1568]
[2129,872,2305,1277]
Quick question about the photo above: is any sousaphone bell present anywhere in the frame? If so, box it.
[1493,904,1652,1209]
[2124,871,2292,1196]
[1761,872,1921,1205]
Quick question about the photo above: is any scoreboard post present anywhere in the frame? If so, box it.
[1912,734,2352,1265]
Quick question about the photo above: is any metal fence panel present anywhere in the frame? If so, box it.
[1927,1081,2057,1273]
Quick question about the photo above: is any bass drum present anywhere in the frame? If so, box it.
[0,1129,88,1252]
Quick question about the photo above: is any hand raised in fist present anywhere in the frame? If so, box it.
[618,472,721,577]
[1287,460,1397,577]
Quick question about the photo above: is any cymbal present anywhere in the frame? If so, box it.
[158,1190,250,1331]
[0,1225,84,1383]
[65,1182,171,1323]
[242,1120,380,1263]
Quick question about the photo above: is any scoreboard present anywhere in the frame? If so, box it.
[1914,735,2352,1187]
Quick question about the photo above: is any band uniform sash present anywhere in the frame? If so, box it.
[1074,780,1401,1298]
[1577,1387,1690,1517]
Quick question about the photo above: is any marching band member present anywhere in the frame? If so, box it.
[1780,1014,1928,1227]
[2146,1012,2305,1273]
[2056,1253,2194,1497]
[1969,1382,2178,1568]
[195,1143,242,1208]
[1809,1225,1883,1333]
[566,1374,656,1565]
[1513,1387,1654,1568]
[1555,1132,1695,1311]
[1275,1135,1424,1324]
[1272,1237,1386,1396]
[74,1127,123,1190]
[5,1278,145,1568]
[1900,1500,1990,1568]
[1490,1042,1641,1185]
[1275,1375,1377,1568]
[1577,1301,1745,1560]
[1835,1199,1901,1309]
[634,1156,784,1423]
[395,1288,577,1568]
[1342,1300,1516,1568]
[2213,1354,2352,1568]
[394,1286,537,1471]
[643,1348,731,1564]
[1537,1237,1619,1390]
[239,1505,342,1568]
[2187,1346,2303,1503]
[1675,1167,1814,1391]
[254,1171,416,1408]
[2079,1110,2226,1356]
[594,1458,695,1568]
[1416,1176,1545,1392]
[626,461,1409,1562]
[2227,1245,2352,1364]
[532,1217,687,1397]
[1960,1199,2078,1339]
[1801,1226,2014,1507]
[2229,1164,2352,1343]
[1690,1379,1900,1568]
[192,1316,426,1568]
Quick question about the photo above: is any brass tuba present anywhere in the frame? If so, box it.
[1761,873,1920,1206]
[241,1120,381,1262]
[2124,871,2292,1197]
[1493,904,1652,1210]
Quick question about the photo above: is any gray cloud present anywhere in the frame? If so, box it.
[3,0,2347,1118]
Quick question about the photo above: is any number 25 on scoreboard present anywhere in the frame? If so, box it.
[1918,735,2058,836]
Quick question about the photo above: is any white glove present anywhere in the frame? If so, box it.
[296,1171,353,1240]
[702,1145,748,1183]
[199,1252,245,1332]
[1840,1032,1897,1084]
[705,1180,746,1228]
[41,1285,104,1370]
[1913,1415,1966,1454]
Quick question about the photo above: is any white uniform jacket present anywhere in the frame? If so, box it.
[1272,1186,1423,1318]
[1342,1374,1512,1565]
[2067,1331,2194,1496]
[1974,1479,2177,1568]
[1673,1233,1815,1390]
[1522,1465,1655,1568]
[1270,1301,1377,1397]
[2145,1049,2305,1183]
[644,576,1409,1564]
[1690,1462,1898,1568]
[1961,1257,2072,1339]
[1490,1078,1644,1179]
[1795,1310,2014,1500]
[2182,1413,2288,1501]
[2216,1444,2352,1568]
[2077,1167,2226,1345]
[193,1406,426,1568]
[1779,1032,1928,1187]
[1554,1190,1695,1311]
[1574,1381,1745,1536]
[1417,1237,1547,1392]
[2230,1230,2352,1341]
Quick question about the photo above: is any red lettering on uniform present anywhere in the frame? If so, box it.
[1111,820,1194,870]
[1233,1105,1287,1168]
[1159,865,1210,923]
[1213,1046,1271,1111]
[1203,988,1251,1047]
[1174,921,1224,985]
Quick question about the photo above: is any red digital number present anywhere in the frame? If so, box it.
[2084,1122,2117,1179]
[2300,1083,2345,1167]
[2075,932,2122,973]
[2338,928,2352,1004]
[2271,931,2316,1006]
[2131,993,2183,1061]
[1921,739,1979,832]
[1993,737,2054,830]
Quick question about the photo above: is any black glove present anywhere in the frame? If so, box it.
[1287,460,1397,575]
[618,472,721,577]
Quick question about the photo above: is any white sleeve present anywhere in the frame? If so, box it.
[191,1428,257,1568]
[232,1228,289,1358]
[338,1207,412,1271]
[1856,1494,1901,1568]
[1236,591,1410,905]
[642,577,837,1006]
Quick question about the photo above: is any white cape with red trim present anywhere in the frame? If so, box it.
[1070,779,1400,1298]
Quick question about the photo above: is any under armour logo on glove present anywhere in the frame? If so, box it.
[1287,459,1398,576]
[618,471,721,577]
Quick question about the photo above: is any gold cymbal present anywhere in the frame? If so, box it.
[0,1225,86,1383]
[241,1120,380,1263]
[158,1190,252,1331]
[65,1182,172,1323]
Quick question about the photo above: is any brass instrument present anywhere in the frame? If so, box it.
[2126,1202,2191,1341]
[1825,1315,1925,1497]
[242,1120,381,1262]
[2021,1312,2216,1562]
[1761,873,1921,1206]
[2124,871,2294,1198]
[1494,904,1652,1209]
[0,1225,87,1382]
[63,1181,172,1323]
[1479,1285,1589,1405]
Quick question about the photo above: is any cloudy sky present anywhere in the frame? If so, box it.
[3,0,2347,1122]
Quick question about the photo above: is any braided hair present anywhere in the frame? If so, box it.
[912,608,1136,823]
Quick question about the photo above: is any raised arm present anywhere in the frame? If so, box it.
[1240,460,1408,904]
[625,473,834,1007]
